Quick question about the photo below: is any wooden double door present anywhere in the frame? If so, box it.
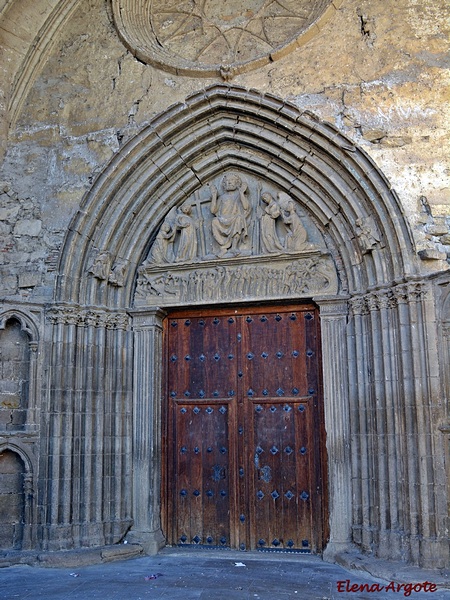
[162,304,328,552]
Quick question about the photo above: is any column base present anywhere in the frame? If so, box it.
[126,528,166,555]
[322,541,356,564]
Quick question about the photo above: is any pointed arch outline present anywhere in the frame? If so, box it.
[0,309,40,342]
[55,85,418,308]
[0,442,34,475]
[0,442,36,550]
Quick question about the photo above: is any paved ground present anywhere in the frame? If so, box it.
[0,548,448,600]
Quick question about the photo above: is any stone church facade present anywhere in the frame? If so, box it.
[0,0,448,570]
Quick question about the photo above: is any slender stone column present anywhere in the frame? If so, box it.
[128,307,167,553]
[348,296,371,550]
[316,298,353,561]
[28,341,39,432]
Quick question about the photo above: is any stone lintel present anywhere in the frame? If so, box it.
[135,251,338,308]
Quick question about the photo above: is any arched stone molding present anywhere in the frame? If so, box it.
[47,86,448,568]
[0,442,36,549]
[55,84,418,309]
[0,0,81,135]
[0,308,40,340]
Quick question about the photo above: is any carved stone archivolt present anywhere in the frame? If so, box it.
[135,172,338,306]
[111,0,341,78]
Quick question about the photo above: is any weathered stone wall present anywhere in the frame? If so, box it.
[0,0,448,569]
[0,0,448,303]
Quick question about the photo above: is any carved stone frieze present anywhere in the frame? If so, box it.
[135,252,338,307]
[393,282,428,304]
[47,307,130,330]
[349,296,369,316]
[135,172,337,306]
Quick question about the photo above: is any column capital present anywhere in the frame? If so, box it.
[130,307,167,330]
[314,296,349,317]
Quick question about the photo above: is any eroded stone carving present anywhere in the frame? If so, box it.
[88,252,128,287]
[109,259,127,287]
[260,192,284,253]
[279,192,309,252]
[355,216,381,253]
[137,173,336,306]
[145,173,320,266]
[136,254,337,306]
[47,307,130,330]
[210,173,251,257]
[349,283,429,315]
[149,215,176,264]
[88,251,111,280]
[111,0,341,78]
[174,203,198,263]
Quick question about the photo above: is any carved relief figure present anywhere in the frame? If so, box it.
[278,193,308,252]
[109,259,127,287]
[355,216,381,252]
[149,217,176,264]
[260,192,284,253]
[210,173,251,257]
[145,177,322,266]
[88,251,111,280]
[174,203,198,263]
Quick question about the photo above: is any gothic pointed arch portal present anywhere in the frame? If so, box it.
[48,86,447,567]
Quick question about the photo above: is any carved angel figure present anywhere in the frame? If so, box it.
[211,173,251,257]
[278,193,308,252]
[149,218,176,264]
[174,203,198,262]
[260,192,284,253]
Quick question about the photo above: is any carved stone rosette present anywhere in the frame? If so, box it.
[111,0,341,78]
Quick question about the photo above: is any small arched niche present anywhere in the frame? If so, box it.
[0,318,30,429]
[0,449,26,549]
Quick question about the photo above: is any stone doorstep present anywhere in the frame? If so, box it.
[1,544,449,587]
[0,543,143,569]
[335,549,450,589]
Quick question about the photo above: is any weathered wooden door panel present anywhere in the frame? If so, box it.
[164,305,326,552]
[165,314,238,548]
[248,398,315,551]
[240,308,322,551]
[171,398,235,547]
[240,310,309,399]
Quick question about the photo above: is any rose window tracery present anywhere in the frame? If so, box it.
[111,0,340,77]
